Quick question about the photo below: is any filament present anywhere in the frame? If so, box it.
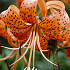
[9,51,16,58]
[33,36,36,67]
[0,50,14,61]
[10,34,33,66]
[1,31,32,50]
[28,31,35,68]
[37,33,58,67]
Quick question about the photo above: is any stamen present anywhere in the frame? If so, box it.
[42,50,49,52]
[9,52,16,58]
[13,50,19,70]
[28,31,35,68]
[10,38,32,66]
[1,32,32,50]
[0,50,14,61]
[33,36,36,67]
[6,61,10,70]
[32,67,35,70]
[21,48,26,67]
[24,67,27,70]
[37,33,58,67]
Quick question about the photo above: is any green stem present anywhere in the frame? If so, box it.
[51,40,58,70]
[53,49,58,70]
[58,46,70,50]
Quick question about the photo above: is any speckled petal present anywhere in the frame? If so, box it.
[65,20,70,29]
[20,0,38,24]
[38,1,69,38]
[0,20,8,39]
[11,27,32,43]
[63,41,70,59]
[0,5,31,30]
[38,0,47,19]
[35,27,48,51]
[53,30,70,42]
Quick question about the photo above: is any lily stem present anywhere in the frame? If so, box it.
[53,49,58,70]
[52,40,58,70]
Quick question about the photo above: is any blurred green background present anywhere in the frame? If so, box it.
[0,0,70,70]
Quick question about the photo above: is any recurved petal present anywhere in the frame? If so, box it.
[35,27,48,51]
[65,20,70,29]
[17,0,23,9]
[38,1,69,36]
[0,20,8,39]
[46,1,65,10]
[0,5,31,30]
[63,41,70,59]
[11,27,32,43]
[0,20,18,41]
[53,30,70,42]
[20,0,38,24]
[38,0,47,19]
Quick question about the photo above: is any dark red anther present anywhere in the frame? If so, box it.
[4,54,10,70]
[58,62,60,70]
[0,41,2,55]
[6,61,10,70]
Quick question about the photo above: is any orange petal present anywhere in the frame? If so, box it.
[58,44,62,47]
[50,8,57,15]
[39,5,69,30]
[53,30,70,41]
[20,0,37,24]
[17,0,23,9]
[65,49,70,59]
[0,20,18,41]
[63,41,70,59]
[35,27,48,51]
[63,0,70,4]
[46,1,65,10]
[65,20,70,29]
[11,27,32,43]
[38,0,47,19]
[0,5,31,30]
[0,20,8,39]
[7,28,18,41]
[38,1,69,38]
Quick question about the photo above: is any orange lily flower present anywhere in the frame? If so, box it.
[0,19,18,41]
[62,21,70,59]
[0,0,69,69]
[0,0,27,69]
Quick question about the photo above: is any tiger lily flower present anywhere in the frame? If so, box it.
[0,0,69,69]
[61,21,70,59]
[0,0,27,69]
